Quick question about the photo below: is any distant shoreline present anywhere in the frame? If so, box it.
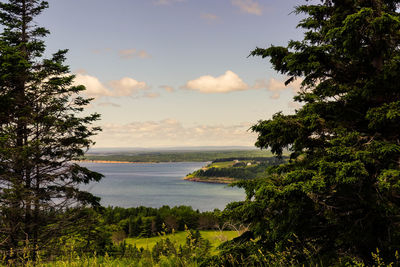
[76,160,154,164]
[76,160,209,164]
[183,176,235,184]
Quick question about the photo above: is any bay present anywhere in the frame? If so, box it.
[80,162,245,211]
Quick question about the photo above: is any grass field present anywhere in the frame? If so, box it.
[208,161,235,168]
[125,230,239,253]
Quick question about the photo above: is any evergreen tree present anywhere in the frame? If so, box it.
[0,0,102,260]
[224,0,400,264]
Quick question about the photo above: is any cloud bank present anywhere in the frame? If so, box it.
[94,119,257,147]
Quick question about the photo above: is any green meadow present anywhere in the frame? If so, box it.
[208,161,235,168]
[125,230,239,253]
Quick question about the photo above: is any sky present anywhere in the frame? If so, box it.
[38,0,306,148]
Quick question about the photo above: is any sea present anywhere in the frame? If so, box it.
[80,162,245,211]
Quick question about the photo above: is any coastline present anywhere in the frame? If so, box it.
[183,176,235,184]
[76,160,210,164]
[75,160,154,164]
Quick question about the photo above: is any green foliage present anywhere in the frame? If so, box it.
[102,206,225,238]
[224,0,400,264]
[188,157,286,182]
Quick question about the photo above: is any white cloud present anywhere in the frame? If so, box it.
[94,119,257,147]
[231,0,262,15]
[73,74,149,99]
[184,70,249,93]
[119,49,151,59]
[74,73,112,98]
[253,77,303,99]
[153,0,185,5]
[109,77,148,97]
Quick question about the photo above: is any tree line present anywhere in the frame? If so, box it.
[102,206,227,239]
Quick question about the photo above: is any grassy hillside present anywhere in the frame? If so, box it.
[185,157,286,184]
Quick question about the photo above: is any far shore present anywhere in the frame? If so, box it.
[76,160,209,164]
[75,160,154,164]
[183,176,235,184]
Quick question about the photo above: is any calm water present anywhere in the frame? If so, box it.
[80,162,245,211]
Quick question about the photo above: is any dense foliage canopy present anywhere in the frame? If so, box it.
[222,0,400,264]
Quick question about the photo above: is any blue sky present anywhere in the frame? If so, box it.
[38,0,305,147]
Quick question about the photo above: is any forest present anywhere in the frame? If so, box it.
[1,0,400,266]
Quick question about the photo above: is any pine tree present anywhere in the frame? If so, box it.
[0,0,102,260]
[224,0,400,264]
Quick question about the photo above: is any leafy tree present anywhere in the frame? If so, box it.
[153,214,163,234]
[0,0,102,260]
[224,0,400,264]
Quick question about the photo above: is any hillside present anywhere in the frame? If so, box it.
[184,157,286,184]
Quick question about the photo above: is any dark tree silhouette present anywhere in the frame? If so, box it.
[224,0,400,264]
[0,0,103,260]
